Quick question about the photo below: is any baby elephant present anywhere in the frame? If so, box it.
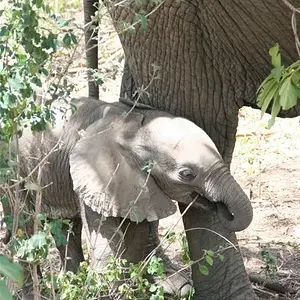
[5,98,253,298]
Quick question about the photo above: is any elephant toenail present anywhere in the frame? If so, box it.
[180,283,194,297]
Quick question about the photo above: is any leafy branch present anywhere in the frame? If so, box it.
[257,43,300,127]
[257,0,300,127]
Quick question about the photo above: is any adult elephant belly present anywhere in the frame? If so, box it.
[111,0,300,163]
[105,0,300,299]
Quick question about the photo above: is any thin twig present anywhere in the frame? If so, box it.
[282,0,300,58]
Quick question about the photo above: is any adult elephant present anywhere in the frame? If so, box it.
[83,1,300,299]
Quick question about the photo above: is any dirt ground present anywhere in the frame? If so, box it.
[1,5,300,299]
[235,111,300,299]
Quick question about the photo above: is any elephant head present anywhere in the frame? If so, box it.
[70,104,253,232]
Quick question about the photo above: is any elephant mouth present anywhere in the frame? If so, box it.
[191,192,234,222]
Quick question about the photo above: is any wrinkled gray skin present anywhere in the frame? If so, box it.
[10,98,252,299]
[83,1,300,299]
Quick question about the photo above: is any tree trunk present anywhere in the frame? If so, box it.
[84,0,99,99]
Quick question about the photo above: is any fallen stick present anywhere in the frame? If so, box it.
[236,131,275,138]
[249,274,296,295]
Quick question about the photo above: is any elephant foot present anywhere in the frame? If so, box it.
[151,265,193,297]
[145,221,193,297]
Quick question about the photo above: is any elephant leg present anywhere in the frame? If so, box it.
[120,60,138,101]
[83,204,192,297]
[83,204,149,269]
[144,221,193,297]
[179,203,257,300]
[55,216,84,273]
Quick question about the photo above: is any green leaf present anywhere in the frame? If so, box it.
[57,18,71,28]
[49,219,68,247]
[291,69,300,86]
[147,256,165,277]
[40,68,49,76]
[271,65,284,83]
[278,77,298,110]
[199,264,209,275]
[9,77,23,91]
[0,280,13,300]
[0,255,23,285]
[70,33,77,45]
[31,77,42,87]
[218,254,225,262]
[149,284,158,292]
[205,250,215,257]
[269,43,281,69]
[257,77,279,114]
[141,160,154,173]
[134,13,148,30]
[134,0,148,6]
[62,33,72,46]
[35,0,43,9]
[205,255,214,266]
[268,94,281,128]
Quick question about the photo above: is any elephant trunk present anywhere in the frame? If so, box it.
[204,163,253,232]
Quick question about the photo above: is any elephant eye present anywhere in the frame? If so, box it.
[178,168,196,181]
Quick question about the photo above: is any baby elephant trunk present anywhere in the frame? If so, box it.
[204,163,253,232]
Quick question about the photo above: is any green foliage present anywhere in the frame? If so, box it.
[0,2,78,296]
[146,256,165,278]
[0,255,23,300]
[235,134,263,176]
[12,216,68,264]
[89,68,105,86]
[48,0,82,14]
[198,249,224,276]
[117,0,164,33]
[260,249,278,279]
[141,159,155,173]
[55,261,101,299]
[164,231,225,277]
[179,232,191,264]
[134,13,148,30]
[0,0,77,142]
[0,144,13,183]
[164,231,191,264]
[39,215,70,247]
[50,256,168,300]
[17,232,52,263]
[257,43,300,127]
[0,281,13,300]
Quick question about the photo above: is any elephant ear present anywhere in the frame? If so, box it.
[70,106,176,223]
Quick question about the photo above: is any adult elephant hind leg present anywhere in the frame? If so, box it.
[55,215,84,273]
